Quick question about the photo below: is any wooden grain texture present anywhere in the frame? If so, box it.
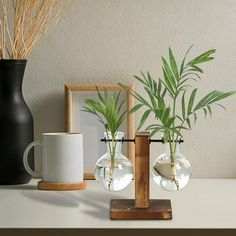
[64,84,73,132]
[110,199,172,220]
[65,83,122,91]
[84,173,95,180]
[37,181,87,191]
[64,83,136,180]
[127,83,135,168]
[135,132,150,208]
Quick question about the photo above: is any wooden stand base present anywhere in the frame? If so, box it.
[110,199,172,220]
[37,181,86,191]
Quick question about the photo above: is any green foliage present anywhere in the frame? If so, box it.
[124,46,236,143]
[82,89,127,190]
[82,89,127,139]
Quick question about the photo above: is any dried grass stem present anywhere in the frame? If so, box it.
[0,0,74,59]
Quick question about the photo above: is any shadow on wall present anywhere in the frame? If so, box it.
[32,92,65,139]
[30,92,65,170]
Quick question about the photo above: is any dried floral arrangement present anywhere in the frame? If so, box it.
[0,0,73,59]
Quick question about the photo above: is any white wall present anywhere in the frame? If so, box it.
[23,0,236,177]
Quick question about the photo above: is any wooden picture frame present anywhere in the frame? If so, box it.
[64,83,135,180]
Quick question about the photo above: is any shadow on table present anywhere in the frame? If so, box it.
[0,184,37,190]
[21,190,80,208]
[1,183,126,217]
[77,190,125,220]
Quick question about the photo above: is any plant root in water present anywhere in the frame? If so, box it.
[172,176,179,190]
[108,178,113,191]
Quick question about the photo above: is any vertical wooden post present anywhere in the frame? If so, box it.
[135,132,150,209]
[110,131,172,220]
[64,84,73,132]
[127,83,136,171]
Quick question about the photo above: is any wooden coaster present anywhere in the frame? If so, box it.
[110,199,172,220]
[37,181,87,191]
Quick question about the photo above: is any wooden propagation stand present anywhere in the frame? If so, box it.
[110,132,172,220]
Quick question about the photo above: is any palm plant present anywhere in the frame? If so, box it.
[123,46,236,189]
[82,89,127,190]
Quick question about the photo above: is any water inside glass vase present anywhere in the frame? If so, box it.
[94,131,133,192]
[152,140,191,191]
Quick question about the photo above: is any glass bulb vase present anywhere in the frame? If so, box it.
[152,140,191,191]
[95,131,133,192]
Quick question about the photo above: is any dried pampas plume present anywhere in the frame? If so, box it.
[0,0,74,59]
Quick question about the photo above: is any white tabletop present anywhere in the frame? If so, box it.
[0,178,235,229]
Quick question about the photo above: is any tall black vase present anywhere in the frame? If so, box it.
[0,60,34,184]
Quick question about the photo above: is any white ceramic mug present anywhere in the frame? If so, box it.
[23,132,84,183]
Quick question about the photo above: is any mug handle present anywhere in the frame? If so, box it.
[23,141,42,178]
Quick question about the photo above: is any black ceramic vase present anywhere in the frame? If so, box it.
[0,60,33,184]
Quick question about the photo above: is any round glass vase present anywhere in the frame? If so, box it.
[94,131,133,192]
[152,139,191,191]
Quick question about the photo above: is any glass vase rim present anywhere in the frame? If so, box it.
[162,139,182,144]
[161,133,183,143]
[104,131,124,138]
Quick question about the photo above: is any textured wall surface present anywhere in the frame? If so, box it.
[23,0,236,177]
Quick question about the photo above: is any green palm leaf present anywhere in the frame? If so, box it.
[169,47,179,81]
[83,89,127,137]
[122,46,235,146]
[162,57,177,89]
[137,109,152,131]
[187,88,197,115]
